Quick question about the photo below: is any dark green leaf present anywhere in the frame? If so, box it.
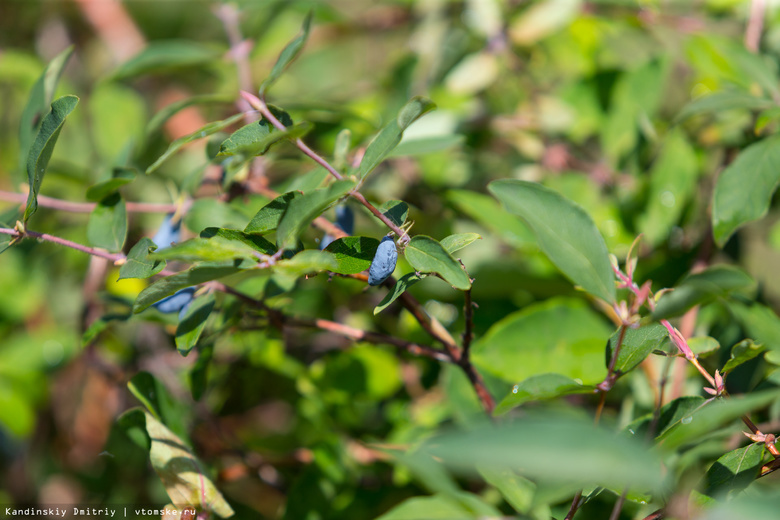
[607,324,668,375]
[146,94,233,136]
[111,40,223,80]
[218,120,312,157]
[722,339,765,375]
[676,91,774,122]
[145,113,245,175]
[244,191,302,234]
[374,272,425,315]
[85,167,136,202]
[18,46,73,175]
[176,293,215,356]
[440,233,481,254]
[653,265,755,320]
[87,193,127,252]
[259,12,312,95]
[189,343,213,401]
[405,235,471,290]
[625,396,705,441]
[494,374,593,416]
[489,180,615,303]
[357,97,436,181]
[276,180,355,250]
[200,227,276,254]
[119,238,165,279]
[134,265,241,313]
[24,95,79,222]
[704,443,764,498]
[712,135,780,247]
[82,312,132,346]
[376,200,409,228]
[323,236,380,274]
[729,301,780,352]
[127,371,190,440]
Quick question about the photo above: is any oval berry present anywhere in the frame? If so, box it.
[368,236,398,286]
[153,287,195,314]
[152,213,181,250]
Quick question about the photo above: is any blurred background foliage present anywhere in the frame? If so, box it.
[2,0,780,519]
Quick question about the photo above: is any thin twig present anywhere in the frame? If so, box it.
[564,490,584,520]
[745,0,766,53]
[1,227,125,263]
[0,190,182,214]
[609,488,629,520]
[462,289,474,360]
[214,3,256,117]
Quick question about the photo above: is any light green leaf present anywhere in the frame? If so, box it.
[244,191,302,234]
[259,12,312,95]
[607,324,668,375]
[374,272,425,315]
[704,443,764,498]
[24,95,79,222]
[376,493,499,520]
[440,233,481,254]
[390,134,464,157]
[722,339,765,375]
[200,227,276,255]
[405,235,471,290]
[357,97,436,181]
[276,180,355,250]
[333,128,351,170]
[274,250,338,278]
[323,236,380,274]
[111,40,223,80]
[185,198,248,234]
[509,0,581,45]
[653,265,755,320]
[676,91,774,122]
[145,113,245,175]
[489,179,615,303]
[87,193,127,252]
[218,120,312,157]
[478,467,536,515]
[494,373,593,416]
[134,265,241,313]
[150,236,262,264]
[447,189,534,248]
[176,293,215,357]
[119,238,165,280]
[85,167,136,202]
[712,135,780,247]
[728,301,780,352]
[18,46,73,175]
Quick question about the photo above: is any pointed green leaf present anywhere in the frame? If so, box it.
[322,236,380,274]
[119,238,165,279]
[606,324,668,375]
[494,373,593,416]
[447,189,534,248]
[676,91,773,122]
[134,265,241,313]
[218,120,312,157]
[374,272,426,315]
[704,443,764,498]
[85,167,136,202]
[624,396,705,441]
[489,179,615,303]
[87,193,127,252]
[200,227,276,254]
[189,343,213,401]
[127,372,190,442]
[405,235,470,290]
[111,40,223,80]
[376,200,409,227]
[357,97,436,181]
[18,46,74,175]
[376,493,499,520]
[244,191,302,234]
[276,180,355,250]
[176,293,215,356]
[722,339,765,375]
[145,113,245,175]
[728,301,780,352]
[24,95,79,222]
[274,250,338,278]
[440,233,481,254]
[712,135,780,247]
[150,236,262,264]
[259,12,312,95]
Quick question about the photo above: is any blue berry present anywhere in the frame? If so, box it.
[368,236,397,286]
[153,287,195,314]
[151,213,181,250]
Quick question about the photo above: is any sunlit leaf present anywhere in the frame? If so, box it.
[405,235,470,290]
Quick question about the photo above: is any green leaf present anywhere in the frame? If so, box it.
[259,12,312,95]
[755,106,780,135]
[375,493,498,520]
[390,134,465,157]
[18,46,73,175]
[374,272,425,315]
[134,265,241,313]
[111,40,223,80]
[150,236,263,263]
[85,167,136,202]
[712,135,780,247]
[127,372,189,440]
[244,191,302,234]
[185,198,248,233]
[472,298,612,384]
[489,179,615,303]
[146,94,234,136]
[145,113,245,175]
[440,233,481,254]
[687,336,721,359]
[23,95,79,223]
[447,189,534,248]
[322,236,380,274]
[119,238,165,279]
[606,323,668,375]
[659,389,780,450]
[676,91,774,122]
[333,128,351,170]
[276,180,355,250]
[624,396,705,441]
[494,373,593,416]
[200,227,276,255]
[418,414,664,492]
[141,411,234,517]
[653,265,755,320]
[176,293,215,357]
[357,97,436,181]
[376,200,409,228]
[217,120,312,157]
[478,468,536,514]
[404,235,471,290]
[189,343,213,401]
[87,193,127,252]
[0,209,20,256]
[704,443,765,498]
[722,339,765,375]
[728,301,780,352]
[274,250,338,279]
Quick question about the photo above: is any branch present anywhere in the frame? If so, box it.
[0,190,182,214]
[0,226,125,263]
[214,3,256,118]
